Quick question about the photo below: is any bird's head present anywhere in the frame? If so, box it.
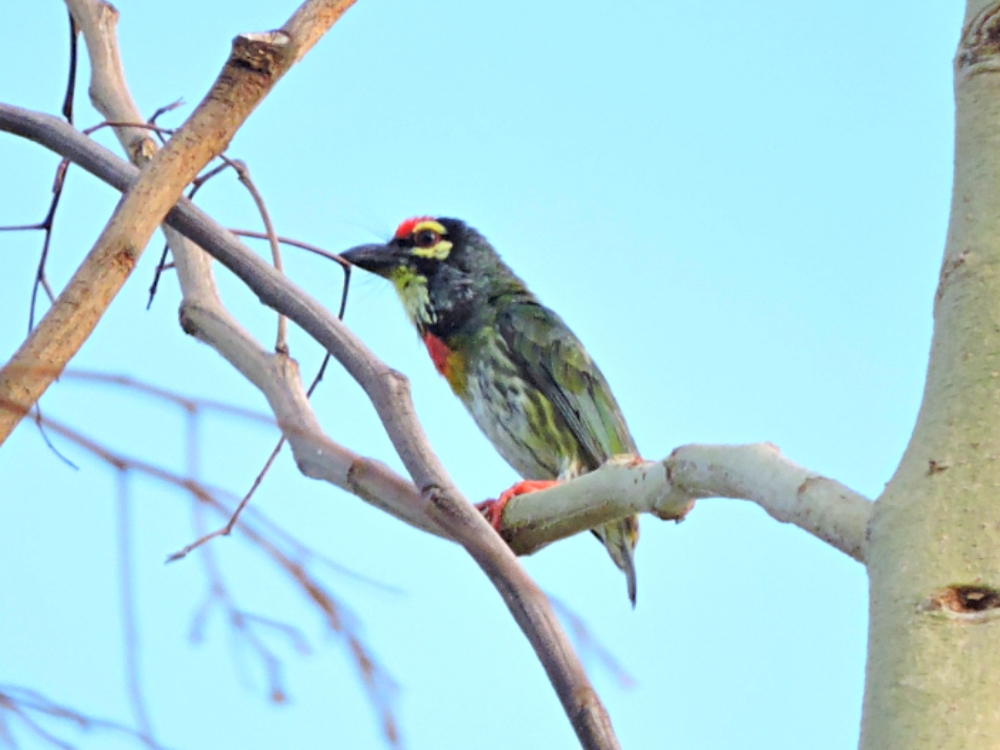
[341,217,525,335]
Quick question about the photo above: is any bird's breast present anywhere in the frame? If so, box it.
[458,334,581,480]
[421,331,467,394]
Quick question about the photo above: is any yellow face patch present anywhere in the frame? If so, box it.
[410,219,454,260]
[390,266,436,328]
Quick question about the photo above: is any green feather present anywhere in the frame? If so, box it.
[496,301,636,471]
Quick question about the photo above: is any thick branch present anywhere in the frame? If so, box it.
[667,444,871,561]
[501,445,871,563]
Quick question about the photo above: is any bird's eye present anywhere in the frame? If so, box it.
[413,229,440,248]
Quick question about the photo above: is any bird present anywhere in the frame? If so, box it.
[341,217,640,605]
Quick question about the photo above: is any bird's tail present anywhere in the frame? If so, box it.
[593,515,640,607]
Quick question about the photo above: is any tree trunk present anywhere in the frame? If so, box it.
[860,2,1000,746]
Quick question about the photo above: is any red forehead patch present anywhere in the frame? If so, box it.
[394,216,436,239]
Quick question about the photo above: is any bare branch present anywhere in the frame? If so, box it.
[0,396,399,743]
[666,443,871,561]
[167,348,341,562]
[0,684,162,750]
[498,445,870,562]
[59,0,391,540]
[232,229,352,318]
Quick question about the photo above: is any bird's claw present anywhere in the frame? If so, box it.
[476,480,560,532]
[475,497,508,531]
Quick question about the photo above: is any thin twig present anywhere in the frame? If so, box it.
[62,11,78,124]
[81,120,174,137]
[0,152,74,467]
[29,159,71,332]
[194,516,290,703]
[166,309,344,563]
[223,158,288,352]
[243,613,313,654]
[165,437,284,563]
[146,241,172,309]
[188,162,230,197]
[0,684,162,750]
[0,157,75,333]
[0,223,51,232]
[0,395,399,742]
[549,596,635,689]
[148,99,184,131]
[232,229,351,319]
[30,405,78,470]
[148,159,231,308]
[64,370,274,424]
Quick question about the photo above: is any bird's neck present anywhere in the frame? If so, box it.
[423,273,533,342]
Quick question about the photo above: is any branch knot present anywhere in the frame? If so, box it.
[231,32,292,74]
[956,4,1000,75]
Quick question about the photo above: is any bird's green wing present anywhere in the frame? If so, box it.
[497,301,636,469]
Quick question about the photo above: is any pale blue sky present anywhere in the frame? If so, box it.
[0,2,962,748]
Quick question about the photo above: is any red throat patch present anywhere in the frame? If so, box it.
[394,216,436,240]
[422,331,451,378]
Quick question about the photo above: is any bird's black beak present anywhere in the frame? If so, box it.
[340,243,405,278]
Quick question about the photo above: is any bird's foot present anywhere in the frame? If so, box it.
[475,480,560,531]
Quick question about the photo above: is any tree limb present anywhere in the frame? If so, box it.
[485,444,870,562]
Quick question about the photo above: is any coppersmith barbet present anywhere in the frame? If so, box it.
[342,217,640,604]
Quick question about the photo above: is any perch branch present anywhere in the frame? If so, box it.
[500,445,871,562]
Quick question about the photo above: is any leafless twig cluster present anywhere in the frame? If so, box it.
[1,370,401,746]
[0,684,162,750]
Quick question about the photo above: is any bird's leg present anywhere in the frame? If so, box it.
[475,480,560,531]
